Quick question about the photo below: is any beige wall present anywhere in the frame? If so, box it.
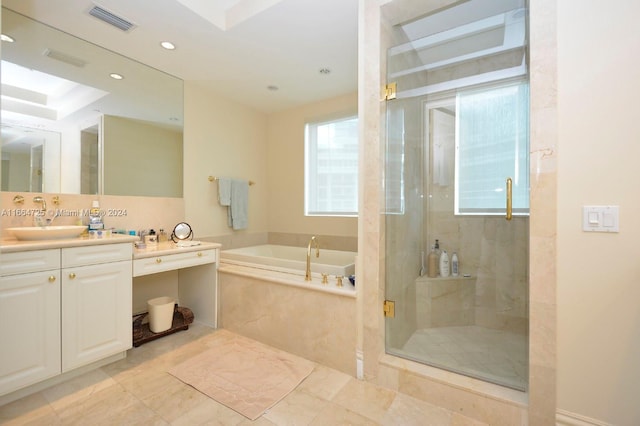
[182,85,358,246]
[183,81,269,239]
[266,93,358,238]
[557,1,640,424]
[103,115,183,197]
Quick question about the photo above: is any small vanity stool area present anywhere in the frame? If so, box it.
[132,241,220,329]
[0,235,220,405]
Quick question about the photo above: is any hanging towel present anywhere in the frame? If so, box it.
[229,179,249,230]
[217,177,232,206]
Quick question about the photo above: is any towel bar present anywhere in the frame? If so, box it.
[209,176,255,185]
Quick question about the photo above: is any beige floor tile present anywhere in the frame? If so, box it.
[170,396,246,426]
[119,369,180,401]
[332,378,397,422]
[135,376,211,423]
[54,384,145,424]
[451,412,490,426]
[262,388,329,426]
[41,368,117,412]
[297,364,351,401]
[0,392,59,425]
[236,415,278,425]
[0,326,493,425]
[380,392,451,426]
[309,402,380,425]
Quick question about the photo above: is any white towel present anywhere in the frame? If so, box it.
[229,179,249,230]
[217,177,232,206]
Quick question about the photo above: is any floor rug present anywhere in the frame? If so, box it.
[168,330,315,420]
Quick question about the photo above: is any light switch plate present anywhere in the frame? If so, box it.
[582,205,619,233]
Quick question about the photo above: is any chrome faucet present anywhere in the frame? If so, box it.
[32,196,47,227]
[305,236,320,281]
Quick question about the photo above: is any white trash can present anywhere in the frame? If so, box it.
[147,296,175,333]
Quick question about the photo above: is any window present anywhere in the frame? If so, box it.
[305,115,358,216]
[455,81,529,215]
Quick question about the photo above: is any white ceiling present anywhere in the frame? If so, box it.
[2,0,359,114]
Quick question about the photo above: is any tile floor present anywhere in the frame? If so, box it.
[0,324,488,425]
[399,326,528,390]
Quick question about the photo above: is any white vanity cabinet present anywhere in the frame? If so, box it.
[61,243,132,371]
[0,250,61,396]
[133,243,220,328]
[0,241,133,397]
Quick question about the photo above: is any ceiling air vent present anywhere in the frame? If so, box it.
[43,48,87,68]
[88,5,136,32]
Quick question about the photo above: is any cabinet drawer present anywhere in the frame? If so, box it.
[62,243,132,268]
[133,249,216,277]
[0,249,60,276]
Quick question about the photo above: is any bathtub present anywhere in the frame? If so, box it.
[220,244,356,277]
[218,244,358,373]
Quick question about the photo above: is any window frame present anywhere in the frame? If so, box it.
[454,80,530,216]
[304,114,359,217]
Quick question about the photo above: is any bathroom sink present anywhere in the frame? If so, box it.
[7,225,87,241]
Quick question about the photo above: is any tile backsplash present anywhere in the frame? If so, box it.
[1,192,185,239]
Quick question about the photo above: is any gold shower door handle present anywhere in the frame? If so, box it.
[506,177,513,221]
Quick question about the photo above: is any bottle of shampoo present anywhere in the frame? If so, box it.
[451,252,459,277]
[439,250,450,277]
[427,240,440,278]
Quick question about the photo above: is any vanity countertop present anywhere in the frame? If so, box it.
[133,241,221,259]
[1,234,140,253]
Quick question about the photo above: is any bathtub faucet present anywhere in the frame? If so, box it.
[305,236,320,281]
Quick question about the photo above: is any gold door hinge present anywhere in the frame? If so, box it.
[383,300,395,318]
[384,82,397,101]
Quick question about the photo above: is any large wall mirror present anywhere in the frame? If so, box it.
[1,8,183,197]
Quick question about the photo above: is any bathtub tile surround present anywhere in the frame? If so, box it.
[204,231,358,253]
[269,232,358,252]
[201,231,269,251]
[218,270,357,375]
[0,192,185,239]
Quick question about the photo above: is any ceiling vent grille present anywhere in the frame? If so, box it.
[43,49,87,68]
[88,5,136,32]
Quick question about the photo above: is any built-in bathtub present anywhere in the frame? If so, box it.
[220,244,356,277]
[217,244,358,374]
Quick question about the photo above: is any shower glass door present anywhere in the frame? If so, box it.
[383,0,530,391]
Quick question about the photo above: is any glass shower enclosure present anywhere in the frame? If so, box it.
[384,0,530,391]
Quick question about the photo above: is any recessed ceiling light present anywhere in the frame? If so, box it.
[1,34,15,42]
[110,73,124,80]
[319,68,331,75]
[267,85,279,91]
[160,41,176,50]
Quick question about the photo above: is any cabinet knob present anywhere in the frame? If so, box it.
[68,272,76,279]
[156,258,162,263]
[48,275,56,283]
[197,252,203,257]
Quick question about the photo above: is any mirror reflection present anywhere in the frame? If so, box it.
[0,7,183,197]
[1,124,61,193]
